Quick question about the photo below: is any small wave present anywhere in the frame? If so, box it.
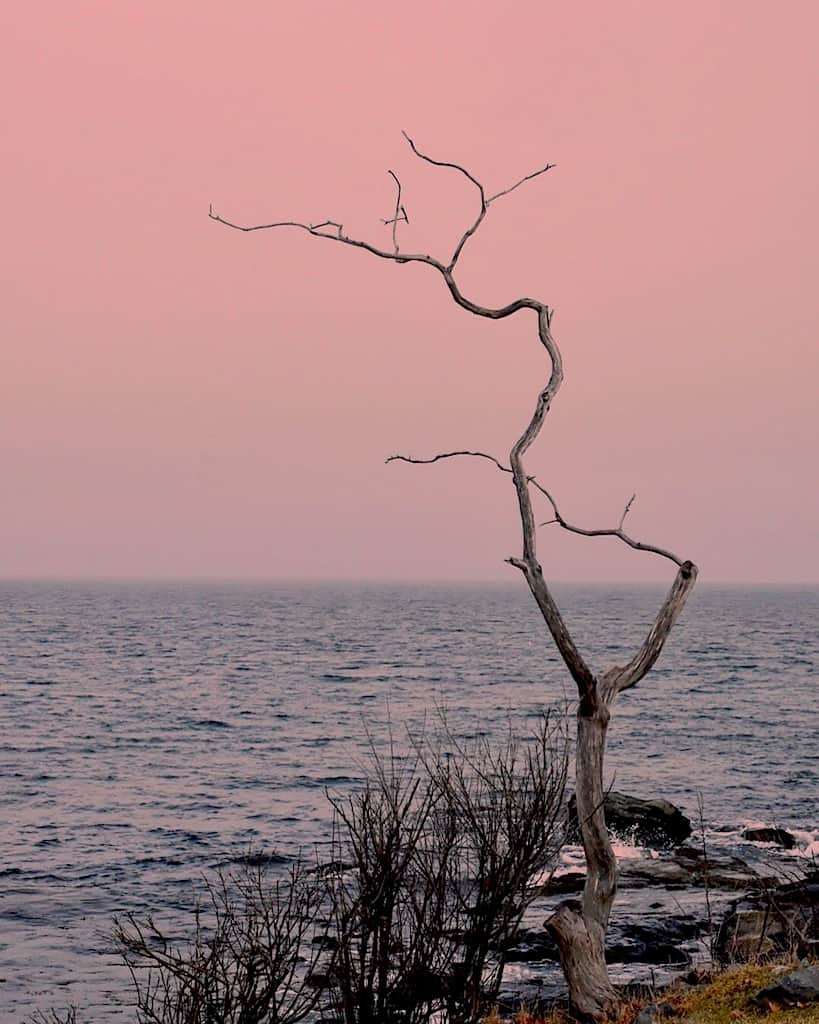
[225,851,289,868]
[788,828,819,858]
[611,839,658,861]
[134,856,185,867]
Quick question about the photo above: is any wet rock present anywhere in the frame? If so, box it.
[671,845,762,889]
[504,926,559,962]
[751,965,819,1009]
[513,911,704,969]
[606,940,689,967]
[741,826,797,850]
[605,915,701,966]
[715,870,819,961]
[568,792,692,848]
[620,846,759,891]
[533,871,586,896]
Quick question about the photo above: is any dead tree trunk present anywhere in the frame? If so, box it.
[211,131,698,1020]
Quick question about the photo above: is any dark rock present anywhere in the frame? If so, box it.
[522,910,704,969]
[504,926,559,962]
[620,846,759,891]
[605,915,700,966]
[607,941,689,967]
[751,965,819,1009]
[742,827,797,850]
[671,845,762,889]
[568,792,692,848]
[715,870,819,961]
[533,871,586,896]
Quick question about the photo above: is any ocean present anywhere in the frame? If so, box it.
[1,581,816,1020]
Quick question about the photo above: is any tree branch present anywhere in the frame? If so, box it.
[486,162,556,204]
[602,560,699,698]
[401,130,485,202]
[388,451,685,569]
[382,170,408,255]
[400,131,554,272]
[386,450,509,474]
[537,489,684,568]
[208,205,445,272]
[401,129,487,272]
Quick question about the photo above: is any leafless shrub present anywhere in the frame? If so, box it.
[325,711,568,1024]
[110,715,566,1024]
[114,859,327,1024]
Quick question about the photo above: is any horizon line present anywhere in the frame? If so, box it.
[1,575,817,588]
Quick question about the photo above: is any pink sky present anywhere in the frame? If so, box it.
[2,1,817,583]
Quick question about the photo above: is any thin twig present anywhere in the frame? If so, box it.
[382,170,408,255]
[618,493,636,530]
[401,130,485,201]
[486,162,555,204]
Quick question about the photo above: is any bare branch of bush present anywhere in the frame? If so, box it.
[29,1010,78,1024]
[114,859,327,1024]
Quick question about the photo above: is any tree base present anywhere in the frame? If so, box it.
[547,902,618,1022]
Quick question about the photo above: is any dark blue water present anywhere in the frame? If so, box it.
[0,582,816,1020]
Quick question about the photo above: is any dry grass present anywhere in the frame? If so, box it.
[678,962,819,1024]
[481,961,819,1024]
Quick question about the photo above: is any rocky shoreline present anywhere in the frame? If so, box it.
[497,794,818,1011]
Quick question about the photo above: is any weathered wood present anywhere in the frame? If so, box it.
[609,560,698,694]
[546,699,619,1020]
[547,902,617,1021]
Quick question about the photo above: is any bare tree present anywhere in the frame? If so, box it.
[210,133,698,1020]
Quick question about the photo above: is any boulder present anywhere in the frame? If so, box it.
[605,915,701,966]
[741,826,797,850]
[568,792,692,848]
[715,870,819,961]
[751,965,819,1009]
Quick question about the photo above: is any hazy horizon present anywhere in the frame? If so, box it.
[2,574,816,588]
